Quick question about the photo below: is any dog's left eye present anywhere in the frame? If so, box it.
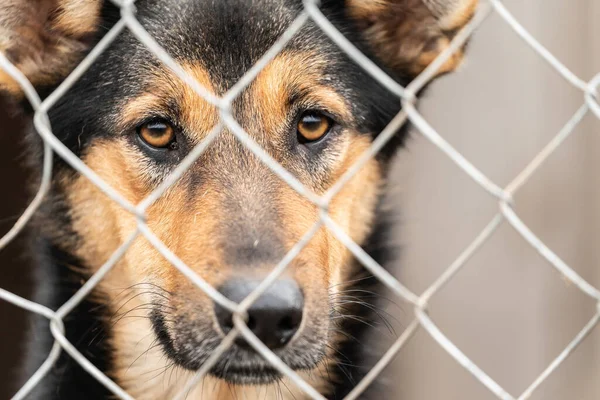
[297,111,333,143]
[137,120,177,149]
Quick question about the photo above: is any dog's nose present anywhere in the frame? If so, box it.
[214,279,304,350]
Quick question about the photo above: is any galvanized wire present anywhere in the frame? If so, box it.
[0,1,598,399]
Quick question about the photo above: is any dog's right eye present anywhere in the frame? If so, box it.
[137,120,177,150]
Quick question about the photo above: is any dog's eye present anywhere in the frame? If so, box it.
[297,112,333,143]
[138,120,177,149]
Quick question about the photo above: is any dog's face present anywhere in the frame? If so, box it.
[1,0,476,390]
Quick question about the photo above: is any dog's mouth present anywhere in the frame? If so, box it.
[204,353,283,385]
[150,310,324,385]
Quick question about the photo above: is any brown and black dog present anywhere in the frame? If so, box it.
[0,0,477,398]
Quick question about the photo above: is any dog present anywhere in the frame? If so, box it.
[0,0,477,398]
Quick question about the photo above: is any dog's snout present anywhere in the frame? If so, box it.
[215,279,304,350]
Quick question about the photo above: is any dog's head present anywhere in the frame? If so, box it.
[1,0,476,388]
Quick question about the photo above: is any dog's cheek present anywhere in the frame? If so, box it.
[327,133,383,291]
[65,139,146,268]
[64,137,176,329]
[74,138,227,309]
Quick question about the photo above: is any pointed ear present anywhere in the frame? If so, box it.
[0,0,102,96]
[346,0,478,78]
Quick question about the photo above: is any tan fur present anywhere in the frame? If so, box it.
[119,64,218,138]
[251,52,350,139]
[52,0,102,36]
[175,64,220,141]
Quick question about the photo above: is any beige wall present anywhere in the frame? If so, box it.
[387,1,600,399]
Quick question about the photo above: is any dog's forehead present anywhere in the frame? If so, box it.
[135,0,324,90]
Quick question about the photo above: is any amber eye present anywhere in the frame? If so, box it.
[138,120,176,149]
[297,112,333,143]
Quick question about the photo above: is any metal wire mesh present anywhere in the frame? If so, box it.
[0,0,599,399]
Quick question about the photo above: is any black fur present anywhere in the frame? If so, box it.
[21,238,112,399]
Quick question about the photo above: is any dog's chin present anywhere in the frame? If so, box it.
[151,314,324,385]
[209,362,282,385]
[171,345,320,385]
[166,345,313,385]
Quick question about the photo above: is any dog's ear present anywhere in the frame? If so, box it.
[0,0,102,96]
[346,0,478,78]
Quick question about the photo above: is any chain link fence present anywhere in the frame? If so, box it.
[0,0,599,399]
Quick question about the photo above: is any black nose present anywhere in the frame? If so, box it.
[214,279,304,350]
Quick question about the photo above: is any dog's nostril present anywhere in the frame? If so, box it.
[279,315,295,331]
[214,279,304,350]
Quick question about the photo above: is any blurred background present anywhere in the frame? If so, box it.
[0,0,599,399]
[387,1,600,399]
